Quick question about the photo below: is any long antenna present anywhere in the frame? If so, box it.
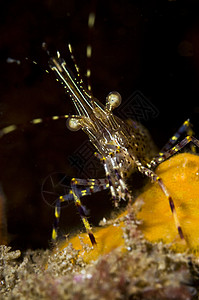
[86,10,96,94]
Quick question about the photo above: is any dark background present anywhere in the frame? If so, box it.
[0,0,199,250]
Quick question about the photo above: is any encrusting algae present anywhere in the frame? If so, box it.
[1,153,199,299]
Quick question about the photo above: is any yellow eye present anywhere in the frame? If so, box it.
[106,91,122,111]
[66,118,81,131]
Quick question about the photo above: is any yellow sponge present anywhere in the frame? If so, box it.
[137,152,199,254]
[58,153,199,262]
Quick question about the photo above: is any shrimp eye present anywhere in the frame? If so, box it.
[66,118,81,131]
[106,91,122,111]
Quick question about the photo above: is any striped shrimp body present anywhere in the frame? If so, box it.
[48,51,199,248]
[49,53,155,207]
[2,46,199,248]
